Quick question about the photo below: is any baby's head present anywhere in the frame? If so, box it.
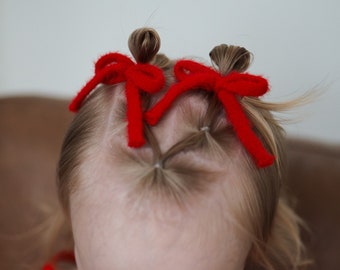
[57,28,305,270]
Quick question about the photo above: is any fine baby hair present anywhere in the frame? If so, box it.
[44,28,308,270]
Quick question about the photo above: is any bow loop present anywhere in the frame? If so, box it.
[98,64,129,85]
[95,52,134,74]
[174,60,216,81]
[126,64,165,94]
[69,53,135,112]
[217,72,269,97]
[94,53,134,85]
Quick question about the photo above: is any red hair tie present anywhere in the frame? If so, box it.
[145,60,275,168]
[41,250,75,270]
[69,52,165,147]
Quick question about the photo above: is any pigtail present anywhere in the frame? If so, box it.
[209,44,252,75]
[128,27,161,63]
[208,44,309,269]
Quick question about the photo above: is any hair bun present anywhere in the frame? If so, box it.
[209,44,252,75]
[128,28,161,63]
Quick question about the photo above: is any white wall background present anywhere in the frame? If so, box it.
[1,0,340,143]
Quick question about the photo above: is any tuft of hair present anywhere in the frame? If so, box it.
[209,44,253,75]
[208,43,311,269]
[128,27,161,63]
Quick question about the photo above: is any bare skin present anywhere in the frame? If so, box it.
[70,139,252,270]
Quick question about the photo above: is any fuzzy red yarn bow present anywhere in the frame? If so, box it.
[41,250,75,270]
[69,53,165,147]
[145,60,275,167]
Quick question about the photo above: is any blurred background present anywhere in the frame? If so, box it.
[1,0,339,143]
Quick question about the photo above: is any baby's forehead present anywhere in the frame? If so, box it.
[72,143,247,212]
[71,144,251,234]
[71,162,251,270]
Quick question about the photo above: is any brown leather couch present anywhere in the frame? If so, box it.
[0,97,339,270]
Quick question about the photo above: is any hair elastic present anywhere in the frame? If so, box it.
[154,162,163,169]
[200,126,210,132]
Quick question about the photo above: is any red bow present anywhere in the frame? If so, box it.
[69,53,165,147]
[145,60,275,167]
[41,250,75,270]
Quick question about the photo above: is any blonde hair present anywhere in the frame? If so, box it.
[57,28,309,269]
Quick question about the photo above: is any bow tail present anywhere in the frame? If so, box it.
[218,92,275,167]
[125,82,146,147]
[145,80,205,125]
[69,71,106,112]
